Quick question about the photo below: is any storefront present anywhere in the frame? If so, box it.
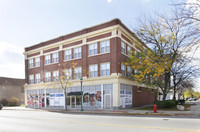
[26,84,113,109]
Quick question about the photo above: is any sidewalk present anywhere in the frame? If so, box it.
[2,101,200,118]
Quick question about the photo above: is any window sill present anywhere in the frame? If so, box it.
[64,57,82,62]
[88,52,110,57]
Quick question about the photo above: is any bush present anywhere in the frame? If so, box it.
[8,97,19,106]
[177,99,185,105]
[154,100,176,108]
[0,98,9,106]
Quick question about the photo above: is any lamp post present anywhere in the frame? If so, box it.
[80,78,83,111]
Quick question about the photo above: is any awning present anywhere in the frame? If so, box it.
[67,92,81,96]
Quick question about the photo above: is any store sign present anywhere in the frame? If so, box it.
[49,93,64,106]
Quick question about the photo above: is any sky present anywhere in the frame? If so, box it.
[0,0,199,91]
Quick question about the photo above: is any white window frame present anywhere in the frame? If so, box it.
[89,64,98,77]
[65,49,72,61]
[52,52,59,63]
[45,55,51,65]
[45,72,51,82]
[100,62,110,76]
[89,43,98,56]
[29,74,34,84]
[35,57,40,67]
[121,64,126,76]
[65,68,72,79]
[127,66,132,78]
[29,59,34,68]
[127,45,131,56]
[100,40,110,53]
[53,71,59,81]
[121,41,126,54]
[74,67,82,79]
[74,47,81,59]
[35,73,40,84]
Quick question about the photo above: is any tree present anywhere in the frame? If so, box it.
[126,9,199,100]
[176,79,195,98]
[184,89,194,98]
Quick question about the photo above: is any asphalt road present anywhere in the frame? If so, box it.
[0,109,200,132]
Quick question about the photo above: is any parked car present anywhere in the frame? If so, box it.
[188,98,195,101]
[0,104,3,110]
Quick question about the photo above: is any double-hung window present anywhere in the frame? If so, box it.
[65,68,72,79]
[89,43,97,56]
[29,75,34,84]
[65,49,72,61]
[121,64,126,76]
[127,46,131,56]
[100,40,110,53]
[100,63,110,76]
[74,67,82,79]
[45,72,51,82]
[29,59,34,68]
[35,57,40,67]
[89,64,98,77]
[74,47,81,59]
[121,42,126,54]
[53,71,59,81]
[127,66,132,78]
[45,55,51,65]
[52,53,59,63]
[35,73,40,83]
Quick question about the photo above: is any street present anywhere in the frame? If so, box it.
[0,109,200,132]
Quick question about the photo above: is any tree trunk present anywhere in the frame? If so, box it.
[64,89,67,110]
[173,87,176,101]
[163,71,170,101]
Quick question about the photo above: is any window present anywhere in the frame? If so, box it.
[53,71,59,81]
[100,63,110,76]
[65,49,72,61]
[74,67,82,79]
[29,75,34,84]
[45,72,51,82]
[35,73,40,83]
[89,64,98,77]
[35,57,40,67]
[65,68,72,78]
[121,64,126,76]
[121,41,126,54]
[127,46,131,55]
[45,55,51,65]
[52,53,59,63]
[89,43,97,56]
[74,47,81,59]
[127,66,132,78]
[100,40,110,53]
[29,59,33,68]
[134,69,138,74]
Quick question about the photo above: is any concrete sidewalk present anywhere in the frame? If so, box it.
[1,101,200,118]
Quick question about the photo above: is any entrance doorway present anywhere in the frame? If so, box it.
[70,96,76,108]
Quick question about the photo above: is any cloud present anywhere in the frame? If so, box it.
[0,42,24,78]
[142,0,151,2]
[107,0,112,3]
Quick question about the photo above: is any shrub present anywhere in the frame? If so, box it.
[0,98,9,106]
[154,100,176,108]
[177,99,185,105]
[8,97,19,106]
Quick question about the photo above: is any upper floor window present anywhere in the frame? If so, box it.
[100,40,110,53]
[29,59,33,68]
[65,49,72,61]
[52,53,59,63]
[121,64,126,76]
[89,64,98,77]
[121,42,126,54]
[127,45,131,56]
[100,63,110,76]
[134,69,138,74]
[65,68,72,79]
[74,67,82,79]
[127,66,132,78]
[53,71,59,81]
[35,73,40,84]
[74,47,81,59]
[89,43,97,56]
[45,55,51,65]
[29,74,34,84]
[35,57,40,67]
[45,72,51,82]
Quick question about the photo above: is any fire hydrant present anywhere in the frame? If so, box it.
[153,104,157,113]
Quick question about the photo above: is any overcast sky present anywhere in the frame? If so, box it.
[0,0,199,91]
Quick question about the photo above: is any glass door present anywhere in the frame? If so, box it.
[70,96,76,108]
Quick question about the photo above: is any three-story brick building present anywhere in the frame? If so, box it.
[24,19,156,109]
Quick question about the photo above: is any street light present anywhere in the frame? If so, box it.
[80,77,83,111]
